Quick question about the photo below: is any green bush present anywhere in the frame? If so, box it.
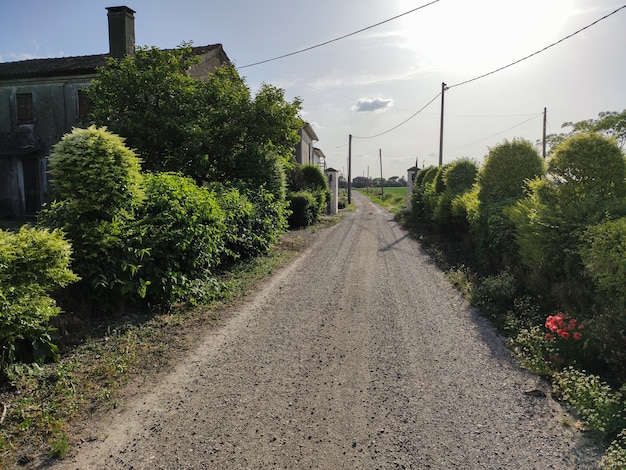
[40,127,148,311]
[463,139,545,273]
[478,139,544,202]
[508,133,626,311]
[137,173,227,305]
[599,428,626,469]
[0,227,78,368]
[286,164,328,228]
[287,191,319,228]
[47,126,144,219]
[433,159,478,228]
[554,367,625,439]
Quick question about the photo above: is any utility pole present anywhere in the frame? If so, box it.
[542,107,547,159]
[379,149,383,197]
[438,82,447,167]
[348,134,352,205]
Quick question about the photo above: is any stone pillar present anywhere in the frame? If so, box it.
[406,166,419,209]
[325,167,339,214]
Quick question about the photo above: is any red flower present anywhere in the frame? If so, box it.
[578,324,584,330]
[545,333,554,341]
[573,332,582,341]
[560,331,570,340]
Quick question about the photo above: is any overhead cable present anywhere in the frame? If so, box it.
[448,4,626,89]
[237,0,441,69]
[352,92,442,139]
[351,4,626,139]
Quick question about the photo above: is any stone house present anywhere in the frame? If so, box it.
[0,6,229,218]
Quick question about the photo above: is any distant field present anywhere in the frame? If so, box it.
[360,186,407,196]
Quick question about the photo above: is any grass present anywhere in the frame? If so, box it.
[357,187,409,214]
[0,216,346,468]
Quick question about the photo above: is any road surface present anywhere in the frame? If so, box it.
[56,191,598,469]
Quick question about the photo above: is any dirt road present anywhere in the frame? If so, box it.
[56,192,599,469]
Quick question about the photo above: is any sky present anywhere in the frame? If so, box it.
[1,0,625,180]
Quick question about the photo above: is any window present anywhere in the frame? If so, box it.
[16,93,34,124]
[78,89,90,121]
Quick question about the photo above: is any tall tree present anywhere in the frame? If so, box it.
[86,44,302,197]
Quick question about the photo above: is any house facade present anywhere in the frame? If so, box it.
[294,122,318,166]
[0,6,229,218]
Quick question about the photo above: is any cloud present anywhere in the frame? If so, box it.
[352,97,394,113]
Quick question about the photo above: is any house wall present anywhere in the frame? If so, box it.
[0,75,93,217]
[295,129,314,165]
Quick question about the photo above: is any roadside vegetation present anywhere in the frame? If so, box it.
[382,111,626,469]
[0,44,334,467]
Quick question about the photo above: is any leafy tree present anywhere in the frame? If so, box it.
[545,109,626,153]
[86,45,302,196]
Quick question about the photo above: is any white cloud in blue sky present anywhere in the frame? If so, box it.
[352,97,394,113]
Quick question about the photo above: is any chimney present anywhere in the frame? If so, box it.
[106,6,136,58]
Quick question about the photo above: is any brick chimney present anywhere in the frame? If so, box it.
[106,6,136,58]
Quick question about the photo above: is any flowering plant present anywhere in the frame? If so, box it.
[544,312,585,367]
[545,312,584,341]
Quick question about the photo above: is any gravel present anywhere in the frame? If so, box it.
[55,191,600,469]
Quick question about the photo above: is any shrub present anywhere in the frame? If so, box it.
[478,138,544,202]
[553,367,625,439]
[0,227,78,368]
[40,127,147,311]
[464,140,544,273]
[47,126,144,219]
[599,428,626,469]
[508,133,626,311]
[433,159,478,229]
[137,173,227,305]
[287,191,318,228]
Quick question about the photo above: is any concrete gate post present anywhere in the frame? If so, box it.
[325,167,339,214]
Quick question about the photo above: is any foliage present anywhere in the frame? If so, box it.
[599,428,626,469]
[462,139,545,272]
[287,191,319,228]
[508,133,626,311]
[554,367,625,439]
[86,46,302,196]
[546,109,626,152]
[0,227,78,368]
[47,126,144,219]
[478,139,544,202]
[581,217,626,306]
[287,164,329,228]
[137,173,227,305]
[509,326,554,377]
[432,159,478,228]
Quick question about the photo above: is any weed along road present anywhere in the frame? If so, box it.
[56,191,598,469]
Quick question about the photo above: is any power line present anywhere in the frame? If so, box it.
[445,113,542,154]
[237,0,441,69]
[352,92,442,139]
[350,4,626,140]
[448,4,626,89]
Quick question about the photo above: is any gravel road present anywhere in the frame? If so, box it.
[56,191,599,469]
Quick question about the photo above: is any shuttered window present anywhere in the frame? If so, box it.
[16,93,34,124]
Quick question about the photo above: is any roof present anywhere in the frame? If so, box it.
[0,44,227,80]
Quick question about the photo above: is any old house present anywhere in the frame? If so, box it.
[294,122,318,166]
[0,6,229,218]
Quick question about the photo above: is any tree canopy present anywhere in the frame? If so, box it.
[86,44,303,196]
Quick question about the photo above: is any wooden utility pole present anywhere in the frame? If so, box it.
[438,82,447,167]
[348,134,352,204]
[379,149,383,197]
[542,107,547,159]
